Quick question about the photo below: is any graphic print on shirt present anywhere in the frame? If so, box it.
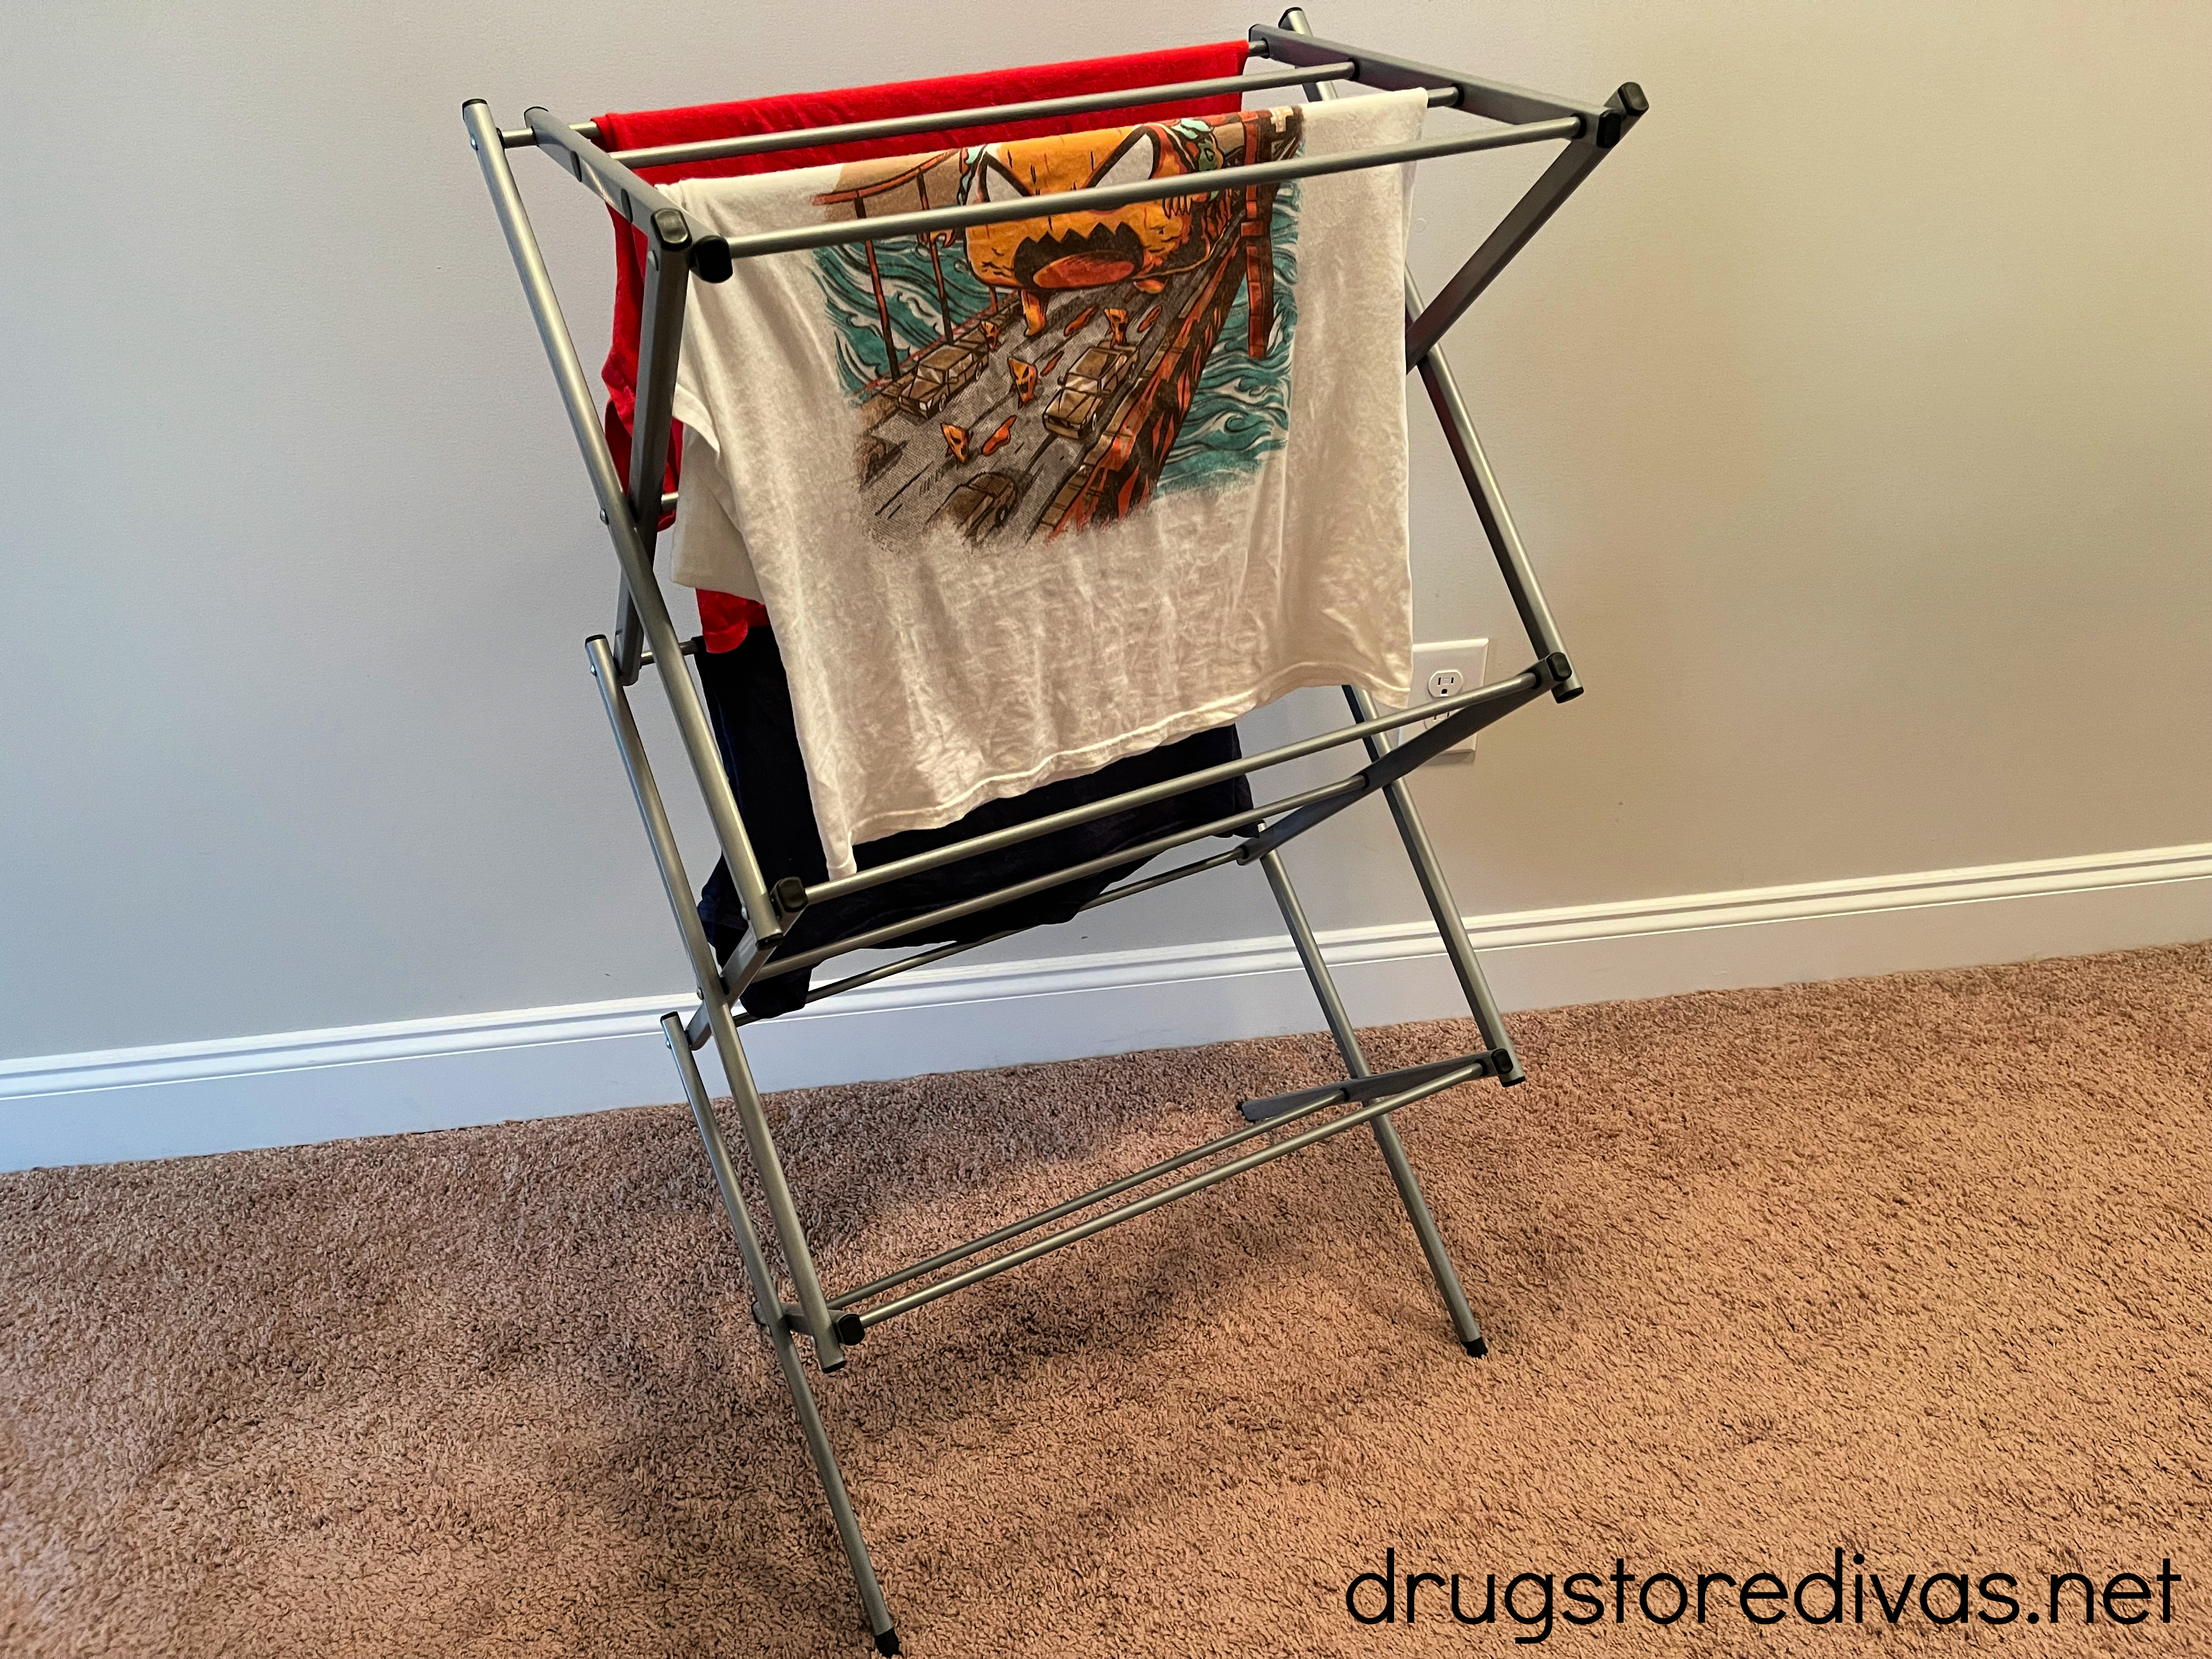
[809,107,1304,544]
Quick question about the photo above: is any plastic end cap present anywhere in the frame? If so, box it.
[1466,1336,1491,1359]
[874,1631,902,1657]
[1595,84,1649,149]
[690,236,733,283]
[832,1311,867,1346]
[772,874,809,914]
[1542,650,1582,700]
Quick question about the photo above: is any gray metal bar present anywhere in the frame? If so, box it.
[1071,843,1248,913]
[1403,82,1645,367]
[713,921,785,1003]
[1254,19,1605,128]
[585,635,844,1370]
[464,100,784,944]
[1259,849,1486,1352]
[1363,1114,1494,1351]
[1409,301,1576,689]
[806,670,1535,909]
[633,634,704,670]
[710,845,1245,1043]
[1233,669,1546,863]
[613,584,648,679]
[588,636,726,1003]
[465,101,632,533]
[831,1053,1371,1311]
[1269,12,1643,377]
[614,216,692,686]
[1346,684,1525,1084]
[1278,7,1345,106]
[606,63,1355,171]
[500,54,1478,157]
[661,1017,895,1648]
[631,489,678,666]
[504,118,601,148]
[719,117,1581,262]
[856,1057,1488,1331]
[768,776,1355,979]
[1238,1049,1497,1121]
[723,930,1028,1041]
[522,106,732,280]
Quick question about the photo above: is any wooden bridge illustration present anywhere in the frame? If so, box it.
[815,111,1300,541]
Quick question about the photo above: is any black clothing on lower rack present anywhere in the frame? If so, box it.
[695,624,1254,1019]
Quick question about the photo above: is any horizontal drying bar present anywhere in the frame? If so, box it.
[612,64,1352,168]
[706,116,1580,262]
[804,669,1541,907]
[494,49,1486,158]
[844,1054,1492,1331]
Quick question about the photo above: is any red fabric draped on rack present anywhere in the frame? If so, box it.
[594,40,1252,652]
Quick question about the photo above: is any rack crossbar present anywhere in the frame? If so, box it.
[852,1056,1490,1330]
[1232,668,1548,862]
[1238,1049,1498,1120]
[830,1054,1378,1308]
[1251,22,1607,129]
[803,670,1541,909]
[1403,82,1643,366]
[712,116,1581,261]
[522,107,709,256]
[600,63,1359,171]
[494,49,1480,159]
[690,795,1319,1046]
[763,775,1357,980]
[493,65,1341,156]
[718,847,1243,1039]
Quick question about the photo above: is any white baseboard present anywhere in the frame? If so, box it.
[4,842,2207,1172]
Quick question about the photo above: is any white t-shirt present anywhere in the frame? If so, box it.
[668,89,1424,878]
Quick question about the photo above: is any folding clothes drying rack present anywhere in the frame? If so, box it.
[465,12,1643,1650]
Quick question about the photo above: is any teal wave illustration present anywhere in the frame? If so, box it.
[813,238,995,397]
[1154,180,1300,499]
[808,177,1301,490]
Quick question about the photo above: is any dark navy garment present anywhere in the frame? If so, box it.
[695,624,1254,1018]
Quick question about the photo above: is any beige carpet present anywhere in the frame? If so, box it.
[3,944,2207,1656]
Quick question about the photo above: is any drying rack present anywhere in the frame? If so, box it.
[465,12,1643,1650]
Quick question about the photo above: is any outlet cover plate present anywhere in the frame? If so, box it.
[1405,637,1489,757]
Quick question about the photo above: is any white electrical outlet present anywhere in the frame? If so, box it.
[1403,637,1489,757]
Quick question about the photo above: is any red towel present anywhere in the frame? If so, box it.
[594,41,1252,651]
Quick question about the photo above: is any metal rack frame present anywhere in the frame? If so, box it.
[464,12,1643,1650]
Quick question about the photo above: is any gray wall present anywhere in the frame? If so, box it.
[4,0,2207,1060]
